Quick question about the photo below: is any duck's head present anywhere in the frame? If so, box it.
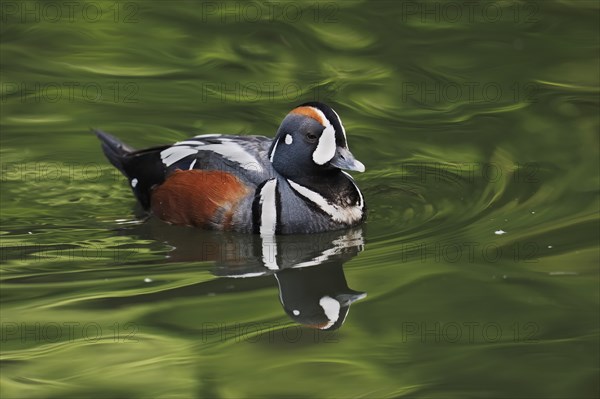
[269,102,365,179]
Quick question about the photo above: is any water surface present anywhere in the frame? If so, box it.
[1,1,599,398]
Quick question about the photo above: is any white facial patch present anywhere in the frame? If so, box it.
[312,122,336,165]
[319,296,341,329]
[304,107,337,165]
[285,134,293,145]
[131,178,138,188]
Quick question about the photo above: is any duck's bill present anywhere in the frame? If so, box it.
[335,292,367,306]
[330,147,365,172]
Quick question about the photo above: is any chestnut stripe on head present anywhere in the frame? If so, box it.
[299,102,348,148]
[290,106,325,125]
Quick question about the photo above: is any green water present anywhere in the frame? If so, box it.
[1,1,599,398]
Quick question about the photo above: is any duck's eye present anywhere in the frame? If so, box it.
[306,132,318,143]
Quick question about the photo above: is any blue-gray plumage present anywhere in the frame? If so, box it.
[94,102,366,234]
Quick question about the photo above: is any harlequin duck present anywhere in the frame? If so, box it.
[94,102,366,234]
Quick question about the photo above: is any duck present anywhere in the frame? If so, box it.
[94,102,366,234]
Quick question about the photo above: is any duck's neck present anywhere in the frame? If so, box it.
[286,170,361,208]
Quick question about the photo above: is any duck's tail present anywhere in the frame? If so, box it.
[92,129,169,209]
[93,129,136,175]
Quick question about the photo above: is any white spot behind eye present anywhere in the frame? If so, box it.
[131,178,138,188]
[293,310,300,316]
[285,134,293,145]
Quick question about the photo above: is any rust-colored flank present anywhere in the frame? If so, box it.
[151,170,250,228]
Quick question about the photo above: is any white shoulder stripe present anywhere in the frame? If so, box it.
[287,179,363,224]
[259,179,278,236]
[160,141,263,172]
[202,142,263,172]
[174,140,207,146]
[161,146,198,167]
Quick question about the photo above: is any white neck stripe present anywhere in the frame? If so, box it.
[287,179,363,224]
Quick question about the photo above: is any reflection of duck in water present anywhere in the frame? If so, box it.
[122,222,366,330]
[214,228,367,330]
[274,264,366,330]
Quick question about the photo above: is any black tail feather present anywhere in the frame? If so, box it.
[93,129,136,176]
[92,129,169,210]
